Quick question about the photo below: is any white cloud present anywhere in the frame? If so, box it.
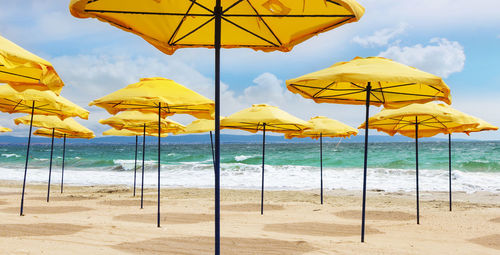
[378,38,465,78]
[352,23,407,47]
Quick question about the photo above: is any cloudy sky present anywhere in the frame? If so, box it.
[1,0,499,140]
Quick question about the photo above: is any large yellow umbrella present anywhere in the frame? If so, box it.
[0,126,12,133]
[0,35,64,94]
[33,127,94,194]
[358,102,479,224]
[285,116,357,204]
[221,104,311,214]
[0,85,89,216]
[70,1,364,250]
[14,115,94,202]
[100,110,184,210]
[287,56,451,242]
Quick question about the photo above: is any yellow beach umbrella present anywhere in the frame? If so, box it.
[100,110,184,206]
[285,116,357,204]
[221,104,310,214]
[0,35,64,94]
[90,77,214,120]
[287,56,452,242]
[14,115,94,202]
[70,0,365,246]
[0,126,12,133]
[0,85,89,216]
[103,127,167,198]
[358,102,479,223]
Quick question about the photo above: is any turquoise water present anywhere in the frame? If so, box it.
[1,141,499,172]
[0,141,499,192]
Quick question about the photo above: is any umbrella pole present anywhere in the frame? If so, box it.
[47,128,55,202]
[134,135,138,197]
[141,124,146,209]
[61,134,66,193]
[214,1,222,254]
[361,83,371,242]
[261,123,266,215]
[210,131,215,170]
[157,103,161,228]
[415,117,420,224]
[20,101,35,216]
[448,133,452,211]
[320,133,323,205]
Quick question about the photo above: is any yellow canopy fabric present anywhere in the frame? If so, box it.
[89,77,214,119]
[464,117,498,135]
[0,35,64,94]
[285,116,358,139]
[221,104,311,133]
[99,110,185,134]
[70,0,364,55]
[358,103,479,138]
[34,128,95,139]
[287,57,451,108]
[0,126,12,133]
[0,85,89,120]
[103,128,167,137]
[174,118,225,135]
[14,115,93,135]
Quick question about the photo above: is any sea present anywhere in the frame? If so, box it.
[0,141,499,193]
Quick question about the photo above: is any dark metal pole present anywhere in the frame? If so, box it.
[261,123,266,215]
[210,131,215,168]
[133,135,138,197]
[415,117,420,224]
[20,101,35,216]
[141,123,146,209]
[157,103,161,228]
[320,133,323,205]
[361,83,371,242]
[47,128,55,202]
[448,133,452,211]
[60,134,66,193]
[214,1,222,254]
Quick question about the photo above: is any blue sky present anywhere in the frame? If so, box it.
[1,0,499,140]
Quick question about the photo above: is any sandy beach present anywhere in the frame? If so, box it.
[0,180,498,254]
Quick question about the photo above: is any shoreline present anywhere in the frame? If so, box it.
[1,181,499,254]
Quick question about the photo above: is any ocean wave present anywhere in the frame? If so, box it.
[234,155,256,162]
[1,153,20,158]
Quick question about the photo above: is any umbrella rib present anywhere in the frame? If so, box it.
[312,82,335,98]
[168,1,195,45]
[369,90,383,103]
[12,99,24,111]
[431,116,450,129]
[84,9,213,17]
[222,0,244,14]
[172,17,215,45]
[290,83,365,92]
[378,82,387,104]
[187,0,214,14]
[244,0,283,46]
[350,82,365,89]
[0,70,40,81]
[377,90,442,98]
[221,16,279,47]
[372,83,417,90]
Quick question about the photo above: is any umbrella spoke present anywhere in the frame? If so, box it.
[221,17,280,47]
[244,0,283,46]
[168,2,196,45]
[172,17,215,45]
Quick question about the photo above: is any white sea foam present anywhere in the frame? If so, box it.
[0,164,498,193]
[1,153,20,158]
[234,155,255,161]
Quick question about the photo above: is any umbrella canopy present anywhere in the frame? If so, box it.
[287,56,451,108]
[69,0,364,54]
[358,103,479,138]
[0,35,64,94]
[221,104,311,133]
[103,128,168,137]
[14,115,93,135]
[33,128,95,139]
[174,118,222,135]
[99,110,185,134]
[0,126,12,133]
[0,85,89,120]
[285,116,358,139]
[460,116,498,135]
[89,77,214,119]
